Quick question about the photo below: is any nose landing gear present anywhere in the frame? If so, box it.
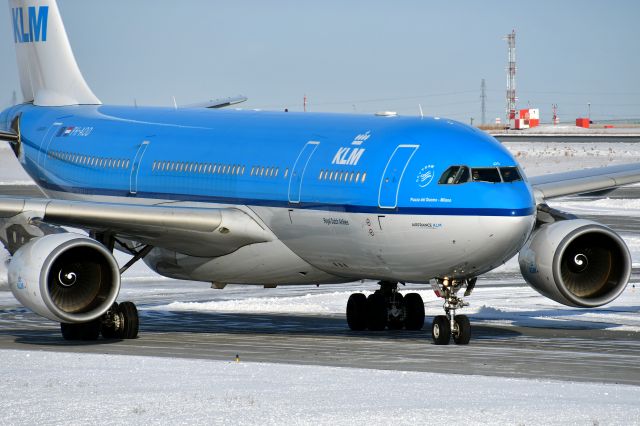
[431,278,475,345]
[346,281,425,331]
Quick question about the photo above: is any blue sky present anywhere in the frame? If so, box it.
[1,0,638,123]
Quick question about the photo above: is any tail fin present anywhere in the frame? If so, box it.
[9,0,100,106]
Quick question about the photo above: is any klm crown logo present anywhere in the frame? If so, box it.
[12,6,49,44]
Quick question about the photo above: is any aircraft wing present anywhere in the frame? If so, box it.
[0,197,273,257]
[529,163,640,201]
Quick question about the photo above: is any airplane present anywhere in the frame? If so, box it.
[1,0,638,345]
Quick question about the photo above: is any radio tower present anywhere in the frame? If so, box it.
[11,90,17,106]
[480,79,487,125]
[504,30,517,125]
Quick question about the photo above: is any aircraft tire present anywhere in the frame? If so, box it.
[119,301,139,339]
[404,293,425,330]
[346,293,367,331]
[431,315,451,345]
[453,315,471,345]
[366,293,387,331]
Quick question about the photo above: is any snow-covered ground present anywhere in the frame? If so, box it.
[2,350,639,425]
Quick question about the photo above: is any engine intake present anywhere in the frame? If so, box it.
[8,233,120,323]
[518,219,630,307]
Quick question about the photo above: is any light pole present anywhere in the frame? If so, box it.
[587,102,591,121]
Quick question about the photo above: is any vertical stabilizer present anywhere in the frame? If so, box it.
[9,0,100,106]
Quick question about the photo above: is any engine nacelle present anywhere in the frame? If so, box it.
[518,219,631,307]
[8,233,120,323]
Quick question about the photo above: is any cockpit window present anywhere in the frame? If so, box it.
[471,168,501,183]
[438,166,470,184]
[440,165,523,184]
[499,167,522,182]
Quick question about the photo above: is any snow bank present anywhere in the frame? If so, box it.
[504,142,640,176]
[2,350,639,425]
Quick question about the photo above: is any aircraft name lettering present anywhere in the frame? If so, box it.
[12,6,48,44]
[323,217,350,226]
[410,197,453,203]
[332,147,365,166]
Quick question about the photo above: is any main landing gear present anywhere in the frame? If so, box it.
[60,301,140,341]
[430,278,475,345]
[346,281,425,331]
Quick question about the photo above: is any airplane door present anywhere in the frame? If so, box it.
[288,141,319,203]
[38,122,63,168]
[378,144,419,209]
[129,140,150,195]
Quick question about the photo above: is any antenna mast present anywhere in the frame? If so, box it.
[504,30,517,124]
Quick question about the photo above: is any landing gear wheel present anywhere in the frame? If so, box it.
[118,301,139,339]
[60,319,101,341]
[404,293,425,331]
[346,293,367,331]
[452,315,471,345]
[366,293,387,331]
[387,293,405,330]
[431,315,451,345]
[101,302,121,339]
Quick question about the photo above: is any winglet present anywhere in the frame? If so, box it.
[9,0,101,106]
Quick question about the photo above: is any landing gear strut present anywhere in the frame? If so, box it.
[431,278,475,345]
[60,301,139,341]
[346,281,425,331]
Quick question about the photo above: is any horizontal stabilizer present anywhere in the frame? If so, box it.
[182,96,248,109]
[0,130,18,142]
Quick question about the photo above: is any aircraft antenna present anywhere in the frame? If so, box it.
[303,94,307,112]
[503,30,517,125]
[11,90,17,106]
[172,96,178,110]
[480,79,486,125]
[418,104,424,119]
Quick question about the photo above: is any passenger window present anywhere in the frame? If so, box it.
[471,168,502,183]
[361,172,367,183]
[499,167,522,183]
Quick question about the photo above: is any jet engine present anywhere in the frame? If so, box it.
[518,219,630,307]
[8,233,120,323]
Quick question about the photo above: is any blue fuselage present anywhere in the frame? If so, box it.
[1,104,535,217]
